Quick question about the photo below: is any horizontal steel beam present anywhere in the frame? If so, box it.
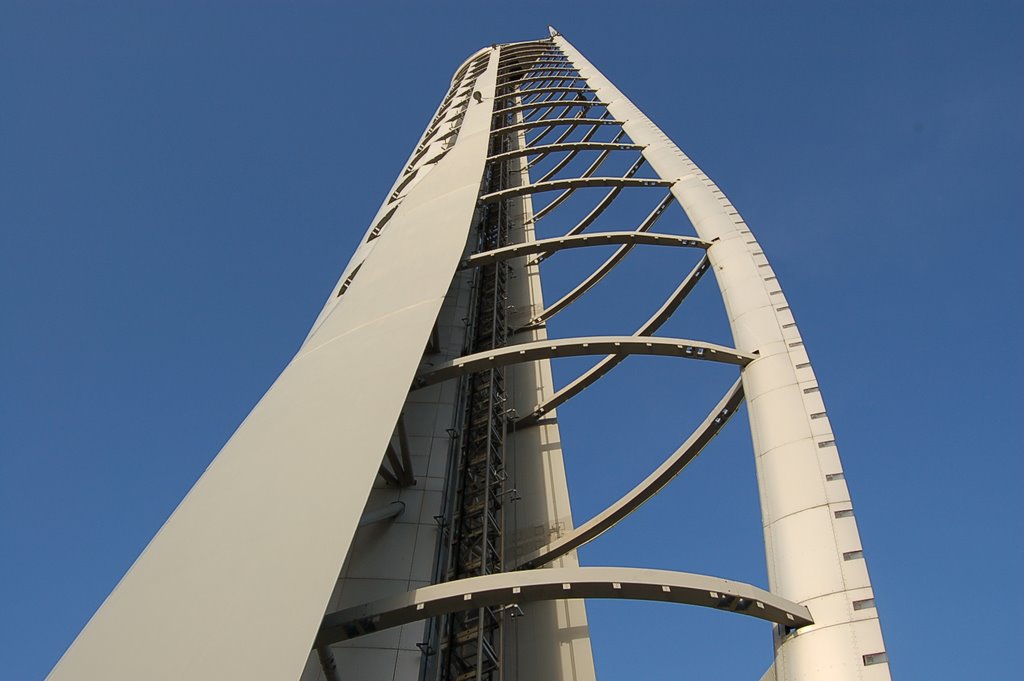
[493,100,609,118]
[496,86,593,101]
[315,566,812,647]
[497,46,556,58]
[414,336,754,389]
[528,192,673,319]
[518,379,744,568]
[498,60,572,74]
[536,127,624,182]
[462,232,708,268]
[492,117,620,136]
[479,177,670,204]
[513,76,582,92]
[508,74,583,87]
[496,38,553,51]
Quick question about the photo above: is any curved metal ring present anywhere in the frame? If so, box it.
[315,566,812,647]
[480,177,668,204]
[414,336,755,389]
[462,231,707,269]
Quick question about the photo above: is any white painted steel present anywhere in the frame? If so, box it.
[486,140,641,162]
[462,231,707,267]
[518,380,744,569]
[479,176,669,203]
[47,48,501,681]
[492,116,619,135]
[317,566,813,645]
[553,30,891,681]
[518,255,711,425]
[415,335,754,388]
[528,192,675,322]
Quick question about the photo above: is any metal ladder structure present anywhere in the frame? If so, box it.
[438,141,513,681]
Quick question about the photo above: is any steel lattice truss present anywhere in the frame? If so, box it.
[47,28,891,681]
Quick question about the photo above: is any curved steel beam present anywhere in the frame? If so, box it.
[543,115,601,150]
[500,67,575,84]
[528,193,676,322]
[510,74,583,88]
[498,57,567,71]
[522,90,583,114]
[522,117,588,156]
[517,255,711,426]
[496,86,593,103]
[513,91,564,121]
[519,95,588,131]
[494,47,553,59]
[518,379,744,569]
[538,165,639,241]
[488,142,638,164]
[462,232,707,269]
[495,48,557,61]
[519,86,590,105]
[503,70,577,86]
[527,112,612,167]
[492,117,620,136]
[532,154,647,219]
[495,99,608,118]
[518,60,573,70]
[498,60,571,75]
[414,336,754,389]
[315,566,812,647]
[525,106,591,137]
[516,61,574,73]
[479,177,669,204]
[533,187,672,267]
[494,38,552,52]
[517,78,580,95]
[535,126,619,183]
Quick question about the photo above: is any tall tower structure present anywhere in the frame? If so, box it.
[48,29,891,681]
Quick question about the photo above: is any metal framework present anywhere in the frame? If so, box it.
[47,27,891,681]
[317,567,812,648]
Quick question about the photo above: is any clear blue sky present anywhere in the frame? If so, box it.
[2,2,1021,679]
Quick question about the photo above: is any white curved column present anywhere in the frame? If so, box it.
[554,31,891,681]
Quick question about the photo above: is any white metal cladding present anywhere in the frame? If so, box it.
[552,28,891,681]
[47,48,501,681]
